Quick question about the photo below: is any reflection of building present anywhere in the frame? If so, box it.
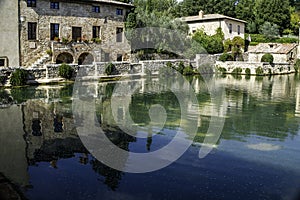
[0,0,133,68]
[180,10,246,40]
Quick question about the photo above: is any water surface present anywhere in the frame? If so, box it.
[0,75,300,200]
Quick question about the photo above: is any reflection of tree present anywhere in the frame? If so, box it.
[222,88,300,141]
[90,159,123,191]
[90,128,136,190]
[129,91,180,126]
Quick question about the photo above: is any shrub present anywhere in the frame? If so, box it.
[91,37,101,44]
[105,63,117,75]
[256,67,264,76]
[218,67,227,74]
[10,69,28,86]
[232,67,242,75]
[261,53,274,63]
[294,59,300,73]
[245,68,251,75]
[0,76,6,85]
[183,65,194,75]
[219,53,234,62]
[46,49,53,56]
[58,63,74,80]
[177,61,185,74]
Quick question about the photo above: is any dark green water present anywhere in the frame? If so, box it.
[0,74,300,200]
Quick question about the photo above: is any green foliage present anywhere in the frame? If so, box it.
[255,0,290,35]
[91,38,101,44]
[46,49,53,56]
[261,53,274,63]
[0,76,6,85]
[62,37,70,45]
[247,34,298,43]
[177,61,185,74]
[217,67,227,74]
[10,69,28,86]
[58,63,74,80]
[183,65,194,75]
[192,28,224,54]
[219,53,234,62]
[232,67,242,75]
[256,67,264,76]
[259,22,280,39]
[245,68,251,75]
[294,59,300,73]
[105,63,117,75]
[174,0,236,18]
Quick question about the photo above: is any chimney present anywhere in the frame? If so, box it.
[199,10,204,18]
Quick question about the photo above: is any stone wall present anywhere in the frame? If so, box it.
[19,0,132,67]
[215,61,295,75]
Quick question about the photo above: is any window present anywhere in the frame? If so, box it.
[104,53,110,62]
[50,23,59,40]
[27,0,36,7]
[50,2,59,9]
[72,27,82,41]
[229,23,232,34]
[237,25,240,35]
[92,26,100,38]
[116,27,123,42]
[92,6,100,13]
[116,8,123,15]
[117,54,123,61]
[0,59,5,67]
[28,22,37,40]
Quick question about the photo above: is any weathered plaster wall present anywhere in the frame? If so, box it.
[221,19,245,40]
[187,19,245,40]
[0,0,20,67]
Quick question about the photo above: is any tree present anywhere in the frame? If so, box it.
[259,22,280,39]
[235,0,256,22]
[192,28,224,54]
[255,0,290,35]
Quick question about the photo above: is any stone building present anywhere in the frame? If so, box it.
[248,43,298,63]
[180,10,246,40]
[0,0,133,68]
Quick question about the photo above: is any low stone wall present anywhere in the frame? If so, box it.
[215,61,295,75]
[0,59,196,86]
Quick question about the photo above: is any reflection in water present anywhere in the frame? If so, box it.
[0,75,300,199]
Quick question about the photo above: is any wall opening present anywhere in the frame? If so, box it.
[78,53,94,65]
[56,52,74,64]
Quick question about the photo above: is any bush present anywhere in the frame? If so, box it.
[218,67,227,74]
[256,67,264,76]
[10,69,28,86]
[245,68,251,75]
[261,53,274,63]
[0,76,6,85]
[183,65,194,75]
[58,63,74,80]
[232,67,242,75]
[46,49,53,56]
[294,59,300,73]
[219,53,234,62]
[105,63,117,75]
[177,61,185,74]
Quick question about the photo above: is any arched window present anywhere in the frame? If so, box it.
[229,23,233,34]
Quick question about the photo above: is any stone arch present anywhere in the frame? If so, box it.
[77,52,94,65]
[56,52,74,64]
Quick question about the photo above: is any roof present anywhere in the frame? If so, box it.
[60,0,134,7]
[248,43,298,54]
[180,14,247,24]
